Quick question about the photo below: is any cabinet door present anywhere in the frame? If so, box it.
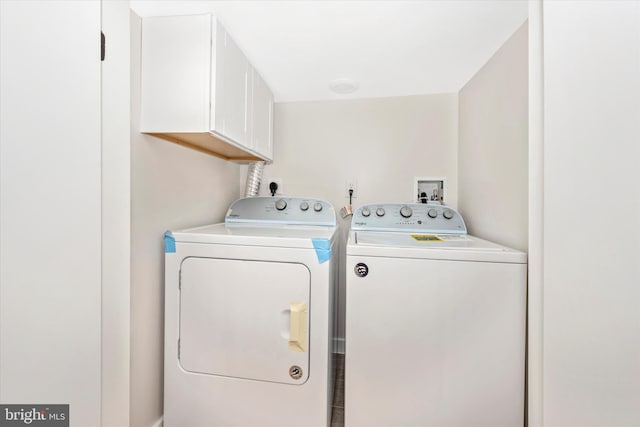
[251,68,274,160]
[140,14,211,132]
[213,23,249,146]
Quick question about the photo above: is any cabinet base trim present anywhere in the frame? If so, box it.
[145,132,270,163]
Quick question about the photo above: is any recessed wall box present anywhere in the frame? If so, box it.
[414,177,446,204]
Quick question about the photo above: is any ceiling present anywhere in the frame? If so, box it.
[130,1,528,103]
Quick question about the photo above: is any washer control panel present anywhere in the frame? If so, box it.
[226,197,336,226]
[351,203,466,234]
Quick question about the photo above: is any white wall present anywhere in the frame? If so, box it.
[0,1,102,425]
[267,95,458,208]
[458,21,528,252]
[261,95,459,342]
[130,12,241,427]
[540,2,640,426]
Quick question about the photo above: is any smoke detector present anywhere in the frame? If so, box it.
[329,78,359,94]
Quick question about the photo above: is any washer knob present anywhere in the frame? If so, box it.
[361,207,371,217]
[443,209,454,220]
[299,201,309,211]
[313,202,323,212]
[275,199,287,211]
[400,206,413,218]
[376,208,386,217]
[428,208,438,219]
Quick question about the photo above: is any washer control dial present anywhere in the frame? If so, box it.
[400,206,413,218]
[428,208,438,219]
[275,199,287,211]
[361,207,371,217]
[299,201,309,211]
[313,202,323,212]
[376,208,386,217]
[443,209,454,220]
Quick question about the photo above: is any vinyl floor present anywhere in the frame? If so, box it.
[330,353,345,427]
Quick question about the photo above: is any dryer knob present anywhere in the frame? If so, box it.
[428,208,438,219]
[300,201,309,211]
[400,206,413,218]
[313,202,323,212]
[376,208,386,217]
[361,207,371,217]
[275,199,287,211]
[443,209,454,220]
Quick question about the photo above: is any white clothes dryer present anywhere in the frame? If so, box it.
[164,197,338,427]
[345,203,526,427]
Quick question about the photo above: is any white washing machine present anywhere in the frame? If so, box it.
[345,203,526,427]
[164,197,338,427]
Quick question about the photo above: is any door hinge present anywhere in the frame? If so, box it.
[101,31,105,61]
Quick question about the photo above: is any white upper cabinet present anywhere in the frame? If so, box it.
[140,14,273,162]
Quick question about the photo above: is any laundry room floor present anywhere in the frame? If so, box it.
[331,353,345,427]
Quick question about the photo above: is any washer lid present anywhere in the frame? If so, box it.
[349,231,526,264]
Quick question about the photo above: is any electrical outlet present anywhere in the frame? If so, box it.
[266,178,283,196]
[345,179,357,199]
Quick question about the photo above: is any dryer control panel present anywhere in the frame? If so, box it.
[351,203,467,234]
[226,196,336,226]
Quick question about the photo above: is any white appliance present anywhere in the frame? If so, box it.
[345,203,526,427]
[164,197,338,427]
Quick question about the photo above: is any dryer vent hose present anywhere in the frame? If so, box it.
[244,161,265,197]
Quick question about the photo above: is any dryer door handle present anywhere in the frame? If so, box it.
[288,302,308,352]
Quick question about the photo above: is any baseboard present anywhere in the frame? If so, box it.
[151,416,163,427]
